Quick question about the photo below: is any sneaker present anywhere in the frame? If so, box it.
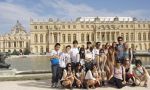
[144,84,148,87]
[55,83,59,88]
[131,83,136,87]
[51,83,55,88]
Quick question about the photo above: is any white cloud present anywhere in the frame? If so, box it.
[0,0,150,34]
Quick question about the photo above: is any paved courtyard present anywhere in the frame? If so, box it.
[0,79,149,90]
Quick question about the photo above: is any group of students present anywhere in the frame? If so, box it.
[48,36,150,89]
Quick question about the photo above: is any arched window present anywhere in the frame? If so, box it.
[91,33,94,41]
[35,46,38,53]
[148,32,150,41]
[126,33,129,41]
[34,34,38,42]
[131,33,134,41]
[86,34,89,42]
[107,32,110,41]
[143,32,146,41]
[111,32,115,41]
[102,32,105,41]
[121,33,124,38]
[45,34,48,42]
[73,34,76,41]
[68,34,71,42]
[138,33,141,41]
[40,34,43,42]
[54,34,57,43]
[40,46,43,53]
[62,34,65,43]
[81,33,84,42]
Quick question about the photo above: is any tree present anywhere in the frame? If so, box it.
[23,48,31,55]
[11,49,19,55]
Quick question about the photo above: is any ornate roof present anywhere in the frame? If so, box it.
[8,20,28,36]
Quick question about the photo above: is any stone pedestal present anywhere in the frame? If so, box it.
[0,69,16,77]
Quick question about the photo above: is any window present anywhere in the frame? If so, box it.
[73,25,76,29]
[34,34,38,42]
[62,25,65,29]
[143,32,146,41]
[91,33,94,41]
[130,25,133,28]
[8,42,11,48]
[81,25,84,28]
[62,34,65,43]
[126,25,128,28]
[138,24,140,28]
[86,34,89,42]
[143,24,145,28]
[138,33,141,41]
[102,33,105,41]
[121,33,124,38]
[107,32,110,41]
[68,25,70,29]
[14,42,16,48]
[121,25,123,28]
[86,25,89,28]
[73,34,76,41]
[81,34,84,42]
[111,32,115,41]
[148,32,150,40]
[40,26,43,29]
[19,41,22,48]
[46,26,48,29]
[54,34,57,43]
[126,33,129,41]
[131,33,134,41]
[68,34,71,42]
[40,34,43,42]
[34,26,37,29]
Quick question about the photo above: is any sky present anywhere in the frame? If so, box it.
[0,0,150,34]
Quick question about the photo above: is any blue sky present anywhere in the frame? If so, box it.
[0,0,150,34]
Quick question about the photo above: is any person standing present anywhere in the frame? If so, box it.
[70,40,80,71]
[48,43,61,88]
[116,36,125,64]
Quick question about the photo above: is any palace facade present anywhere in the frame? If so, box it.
[0,21,30,53]
[0,17,150,53]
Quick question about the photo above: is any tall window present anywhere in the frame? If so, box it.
[8,42,11,48]
[91,33,94,41]
[102,33,105,41]
[34,26,37,29]
[68,34,71,42]
[54,34,57,43]
[34,34,38,42]
[73,34,76,41]
[62,34,65,43]
[73,25,76,29]
[19,41,22,48]
[138,33,141,41]
[131,33,134,41]
[121,33,124,38]
[14,42,16,48]
[143,32,146,41]
[86,34,89,42]
[107,32,110,41]
[81,34,84,42]
[112,32,115,41]
[40,26,43,29]
[40,34,43,42]
[148,32,150,41]
[126,33,129,41]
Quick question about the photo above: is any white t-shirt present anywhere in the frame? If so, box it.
[70,48,79,63]
[46,50,61,57]
[59,52,71,68]
[85,49,94,60]
[92,48,99,59]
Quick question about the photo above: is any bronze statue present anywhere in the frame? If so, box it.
[0,53,11,69]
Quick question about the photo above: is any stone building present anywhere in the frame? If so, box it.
[30,17,150,53]
[0,21,30,53]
